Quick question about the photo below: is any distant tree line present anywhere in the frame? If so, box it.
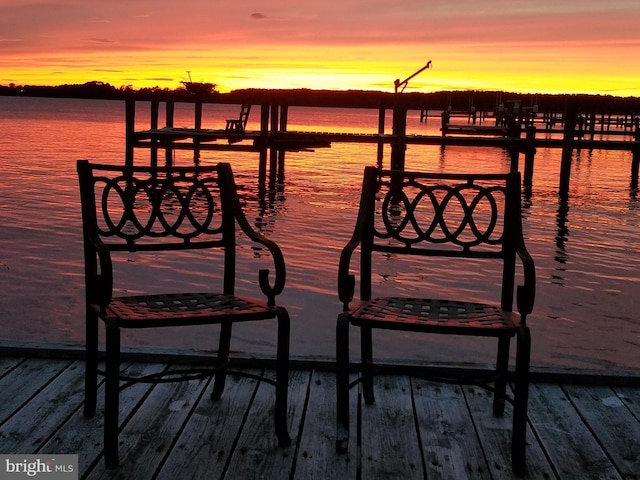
[1,80,639,114]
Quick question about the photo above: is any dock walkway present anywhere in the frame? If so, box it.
[1,354,639,479]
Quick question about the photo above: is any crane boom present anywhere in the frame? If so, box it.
[394,61,432,93]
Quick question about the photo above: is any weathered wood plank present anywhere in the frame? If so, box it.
[293,371,357,480]
[527,383,622,480]
[84,365,212,480]
[412,379,490,479]
[462,384,554,479]
[222,369,310,479]
[40,361,167,475]
[0,360,83,454]
[0,356,21,378]
[563,384,640,479]
[0,357,73,425]
[613,385,640,420]
[360,374,424,479]
[154,370,262,480]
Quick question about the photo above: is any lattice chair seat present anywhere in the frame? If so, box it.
[351,297,517,333]
[102,293,277,327]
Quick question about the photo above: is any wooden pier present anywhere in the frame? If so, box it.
[124,92,640,195]
[1,349,639,479]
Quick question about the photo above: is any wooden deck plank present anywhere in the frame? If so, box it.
[39,362,167,474]
[360,374,424,479]
[412,379,491,479]
[0,356,21,378]
[563,384,640,479]
[84,365,212,480]
[154,370,262,480]
[293,371,357,480]
[527,383,623,480]
[222,369,310,479]
[0,357,73,425]
[613,385,640,420]
[0,360,83,454]
[462,384,554,479]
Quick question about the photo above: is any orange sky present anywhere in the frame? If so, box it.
[1,1,639,96]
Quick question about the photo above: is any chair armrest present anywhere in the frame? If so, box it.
[217,163,285,305]
[515,240,535,320]
[338,238,359,310]
[337,166,378,310]
[85,232,113,308]
[238,217,286,305]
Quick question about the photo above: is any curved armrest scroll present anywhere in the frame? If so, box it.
[86,233,113,309]
[338,238,359,310]
[515,241,536,322]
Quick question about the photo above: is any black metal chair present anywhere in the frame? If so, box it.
[77,160,291,468]
[336,167,535,475]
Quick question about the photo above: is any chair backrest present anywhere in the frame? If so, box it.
[238,104,251,127]
[77,161,236,253]
[355,166,523,309]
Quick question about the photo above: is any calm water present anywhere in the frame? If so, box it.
[1,96,639,371]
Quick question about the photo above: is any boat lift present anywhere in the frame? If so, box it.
[394,61,432,93]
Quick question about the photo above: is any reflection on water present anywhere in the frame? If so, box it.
[1,96,639,371]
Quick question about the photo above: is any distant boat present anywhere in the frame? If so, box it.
[181,81,217,95]
[181,71,217,95]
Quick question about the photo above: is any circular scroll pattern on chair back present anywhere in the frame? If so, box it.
[376,179,506,251]
[97,171,223,243]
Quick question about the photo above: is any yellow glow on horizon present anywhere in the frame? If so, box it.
[2,39,640,97]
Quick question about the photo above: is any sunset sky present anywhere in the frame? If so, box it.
[1,1,639,96]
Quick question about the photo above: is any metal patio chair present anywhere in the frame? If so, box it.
[77,160,291,468]
[336,166,535,475]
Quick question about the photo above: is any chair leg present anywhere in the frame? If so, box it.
[275,307,291,447]
[104,324,121,469]
[493,335,511,416]
[211,321,232,401]
[84,309,99,418]
[361,326,375,405]
[512,324,531,477]
[336,312,350,454]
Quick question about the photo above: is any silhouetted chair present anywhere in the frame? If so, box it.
[336,167,535,475]
[77,160,291,468]
[225,104,251,134]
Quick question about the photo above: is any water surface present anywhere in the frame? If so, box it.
[1,96,638,371]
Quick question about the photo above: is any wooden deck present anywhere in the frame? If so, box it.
[1,355,639,479]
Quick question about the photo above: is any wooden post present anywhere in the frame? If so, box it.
[508,114,522,171]
[559,103,577,198]
[125,98,135,166]
[269,103,279,184]
[440,111,449,137]
[377,108,385,168]
[589,112,596,140]
[258,104,270,188]
[523,126,536,194]
[632,117,640,190]
[391,105,407,171]
[193,93,203,164]
[150,99,159,167]
[277,104,288,184]
[165,101,174,166]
